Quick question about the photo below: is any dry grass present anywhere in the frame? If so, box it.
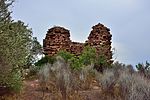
[2,60,150,100]
[96,65,150,100]
[38,56,94,100]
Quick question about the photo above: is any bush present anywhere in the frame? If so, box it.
[57,50,74,62]
[96,69,116,91]
[79,46,96,65]
[118,71,150,100]
[57,50,82,70]
[0,58,23,92]
[57,50,83,70]
[69,57,83,70]
[26,56,56,76]
[34,56,56,67]
[38,56,73,100]
[32,56,56,71]
[94,54,109,72]
[7,71,23,92]
[96,64,150,100]
[136,61,150,78]
[38,56,95,99]
[57,46,97,70]
[0,70,23,92]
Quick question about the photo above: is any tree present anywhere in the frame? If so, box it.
[136,61,150,78]
[0,20,33,90]
[79,46,96,65]
[0,0,41,91]
[26,37,42,68]
[0,0,13,22]
[31,37,42,56]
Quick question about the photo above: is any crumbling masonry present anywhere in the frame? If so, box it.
[43,23,112,63]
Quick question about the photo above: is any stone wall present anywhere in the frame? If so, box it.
[43,23,112,63]
[43,27,71,56]
[86,23,112,62]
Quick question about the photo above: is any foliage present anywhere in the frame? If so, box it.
[118,70,150,100]
[56,46,110,71]
[38,57,72,100]
[79,46,96,65]
[57,50,82,70]
[7,71,23,92]
[69,57,83,70]
[136,61,150,72]
[34,56,56,67]
[0,70,23,92]
[94,54,109,72]
[136,61,150,78]
[0,0,40,92]
[96,54,108,66]
[30,37,42,56]
[57,50,74,62]
[26,37,42,68]
[0,21,32,91]
[57,46,97,70]
[95,64,150,100]
[38,56,95,100]
[112,61,134,73]
[32,56,52,75]
[0,21,32,68]
[0,0,14,22]
[33,56,56,75]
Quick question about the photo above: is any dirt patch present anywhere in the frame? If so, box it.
[1,79,102,100]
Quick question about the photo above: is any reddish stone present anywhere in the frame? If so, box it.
[43,23,112,63]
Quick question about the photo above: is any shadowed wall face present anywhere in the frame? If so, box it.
[43,23,112,62]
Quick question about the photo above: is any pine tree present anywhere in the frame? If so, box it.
[0,0,14,22]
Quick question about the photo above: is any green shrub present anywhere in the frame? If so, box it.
[93,54,109,72]
[31,56,56,75]
[57,50,83,70]
[57,46,96,70]
[0,63,23,92]
[34,56,56,67]
[79,46,96,65]
[136,61,150,78]
[57,50,74,62]
[69,57,83,70]
[28,65,39,76]
[8,71,23,92]
[96,54,108,66]
[56,46,110,71]
[0,70,23,92]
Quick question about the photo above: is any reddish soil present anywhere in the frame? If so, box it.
[1,79,102,100]
[21,79,43,100]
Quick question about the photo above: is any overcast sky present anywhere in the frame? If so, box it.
[11,0,150,66]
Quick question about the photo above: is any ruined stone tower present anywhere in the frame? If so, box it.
[43,26,71,56]
[86,23,112,62]
[43,23,112,63]
[43,26,84,56]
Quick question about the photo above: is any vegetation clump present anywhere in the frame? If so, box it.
[0,0,42,92]
[1,1,150,100]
